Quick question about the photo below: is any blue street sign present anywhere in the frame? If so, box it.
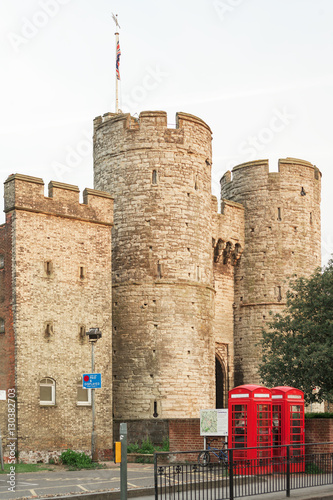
[83,373,102,389]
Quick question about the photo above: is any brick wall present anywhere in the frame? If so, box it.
[168,418,333,453]
[305,419,333,453]
[169,419,226,452]
[0,215,15,449]
[169,419,203,451]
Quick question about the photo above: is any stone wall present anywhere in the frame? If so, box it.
[113,419,169,446]
[94,111,217,419]
[2,174,114,462]
[221,158,321,385]
[212,197,245,400]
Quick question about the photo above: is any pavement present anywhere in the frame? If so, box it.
[0,462,332,500]
[0,462,154,500]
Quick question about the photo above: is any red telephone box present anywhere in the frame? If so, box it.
[271,386,305,472]
[228,385,272,474]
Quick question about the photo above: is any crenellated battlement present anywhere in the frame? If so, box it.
[93,110,212,159]
[221,157,321,191]
[94,110,211,133]
[4,174,113,226]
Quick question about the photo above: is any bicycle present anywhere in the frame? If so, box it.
[198,441,228,466]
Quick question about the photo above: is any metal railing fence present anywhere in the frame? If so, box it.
[154,442,333,500]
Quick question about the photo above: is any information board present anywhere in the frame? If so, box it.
[200,409,228,436]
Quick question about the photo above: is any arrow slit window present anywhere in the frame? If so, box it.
[40,378,56,406]
[77,378,91,406]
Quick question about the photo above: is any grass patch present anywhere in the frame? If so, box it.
[0,463,54,474]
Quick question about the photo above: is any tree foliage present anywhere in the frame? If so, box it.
[259,260,333,404]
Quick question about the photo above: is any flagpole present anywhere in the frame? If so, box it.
[112,13,121,114]
[115,31,119,113]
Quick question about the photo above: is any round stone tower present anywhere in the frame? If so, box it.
[220,158,321,386]
[93,110,215,420]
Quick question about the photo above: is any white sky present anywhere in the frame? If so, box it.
[1,0,332,264]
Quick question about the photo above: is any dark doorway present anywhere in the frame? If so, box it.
[216,357,224,408]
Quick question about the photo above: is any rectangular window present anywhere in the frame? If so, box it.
[77,380,91,406]
[40,386,52,401]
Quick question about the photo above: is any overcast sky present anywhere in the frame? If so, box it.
[1,0,332,264]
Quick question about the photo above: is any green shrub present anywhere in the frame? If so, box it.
[60,449,94,469]
[127,437,169,454]
[127,442,140,453]
[305,412,333,419]
[139,438,155,454]
[305,462,323,474]
[160,438,169,451]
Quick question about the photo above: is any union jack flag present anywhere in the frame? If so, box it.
[116,39,121,80]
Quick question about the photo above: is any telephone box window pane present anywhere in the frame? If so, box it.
[232,404,247,449]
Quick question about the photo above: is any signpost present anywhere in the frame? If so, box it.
[85,326,102,462]
[120,423,127,500]
[83,373,102,389]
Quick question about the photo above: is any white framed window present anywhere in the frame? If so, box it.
[40,378,56,406]
[77,378,91,406]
